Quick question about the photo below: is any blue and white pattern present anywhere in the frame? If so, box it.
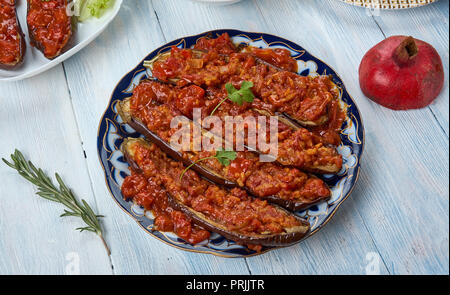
[97,29,365,258]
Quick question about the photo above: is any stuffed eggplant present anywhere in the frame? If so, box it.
[26,0,72,59]
[121,138,310,247]
[145,33,344,129]
[118,80,334,211]
[0,0,26,69]
[119,79,342,173]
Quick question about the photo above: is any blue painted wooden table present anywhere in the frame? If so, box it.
[0,0,448,275]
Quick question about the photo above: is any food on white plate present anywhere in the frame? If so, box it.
[27,0,73,59]
[0,0,26,69]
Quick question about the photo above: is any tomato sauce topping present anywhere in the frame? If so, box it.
[152,33,343,128]
[194,33,237,55]
[128,80,334,204]
[27,0,71,59]
[131,80,342,171]
[311,99,347,146]
[0,0,22,66]
[122,140,303,242]
[246,47,298,72]
[122,170,210,245]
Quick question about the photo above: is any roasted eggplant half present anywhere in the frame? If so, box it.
[143,38,342,128]
[117,95,236,188]
[121,138,310,247]
[0,0,26,69]
[117,81,333,211]
[119,79,342,174]
[27,0,72,59]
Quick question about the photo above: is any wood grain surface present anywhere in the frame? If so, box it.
[0,0,448,275]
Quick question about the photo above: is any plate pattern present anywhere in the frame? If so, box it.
[339,0,437,9]
[97,29,365,258]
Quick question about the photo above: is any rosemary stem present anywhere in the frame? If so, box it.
[2,150,111,257]
[98,232,111,256]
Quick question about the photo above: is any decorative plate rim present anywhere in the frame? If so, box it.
[97,29,365,258]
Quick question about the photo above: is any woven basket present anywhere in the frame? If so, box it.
[339,0,437,9]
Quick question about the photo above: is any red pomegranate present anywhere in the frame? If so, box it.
[359,36,444,110]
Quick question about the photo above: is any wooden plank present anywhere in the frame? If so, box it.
[61,0,250,274]
[0,66,112,274]
[151,0,391,274]
[2,0,446,275]
[246,200,391,275]
[369,1,449,136]
[152,0,273,40]
[253,0,448,274]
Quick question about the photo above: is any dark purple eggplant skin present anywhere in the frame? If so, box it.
[166,192,310,246]
[0,3,26,69]
[121,138,311,247]
[117,97,237,188]
[26,0,73,60]
[147,48,331,127]
[262,185,330,212]
[117,97,331,212]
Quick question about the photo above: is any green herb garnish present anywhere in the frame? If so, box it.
[210,81,255,116]
[179,150,237,180]
[2,150,111,256]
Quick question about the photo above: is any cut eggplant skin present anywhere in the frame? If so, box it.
[26,0,72,59]
[118,97,236,188]
[124,110,330,211]
[117,95,332,212]
[121,138,310,247]
[121,79,343,174]
[146,51,336,128]
[0,0,26,69]
[125,114,237,188]
[167,193,310,246]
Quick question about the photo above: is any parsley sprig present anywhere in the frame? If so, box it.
[2,150,111,256]
[210,81,255,116]
[179,150,237,180]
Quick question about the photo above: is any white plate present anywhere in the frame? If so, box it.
[0,0,122,82]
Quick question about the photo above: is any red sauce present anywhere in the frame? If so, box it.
[152,47,193,81]
[122,140,303,244]
[27,0,71,59]
[128,80,333,204]
[194,33,236,55]
[131,80,342,171]
[247,47,298,72]
[0,0,22,66]
[175,85,206,116]
[122,172,210,244]
[311,99,347,146]
[152,34,342,127]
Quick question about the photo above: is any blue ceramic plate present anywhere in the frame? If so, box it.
[97,29,365,258]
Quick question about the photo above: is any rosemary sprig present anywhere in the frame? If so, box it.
[2,150,111,256]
